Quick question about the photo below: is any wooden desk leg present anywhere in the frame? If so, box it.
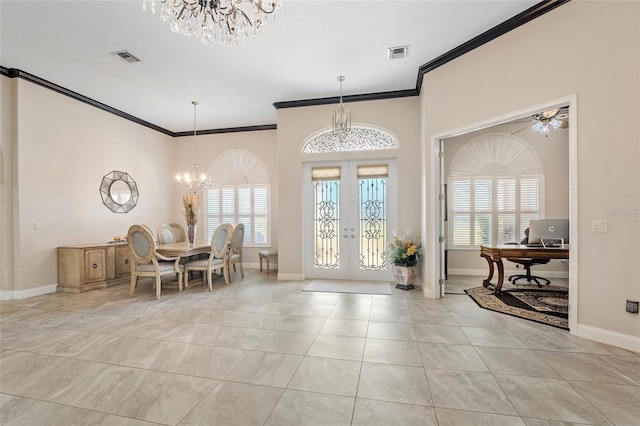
[480,253,494,289]
[494,259,505,295]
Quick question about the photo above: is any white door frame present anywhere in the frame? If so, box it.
[425,94,578,333]
[303,159,397,281]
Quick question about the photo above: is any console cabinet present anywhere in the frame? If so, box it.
[58,242,130,292]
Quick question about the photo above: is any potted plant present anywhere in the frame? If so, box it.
[387,233,423,290]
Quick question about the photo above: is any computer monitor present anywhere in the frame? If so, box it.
[528,219,569,246]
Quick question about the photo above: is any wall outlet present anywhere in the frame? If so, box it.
[626,300,639,314]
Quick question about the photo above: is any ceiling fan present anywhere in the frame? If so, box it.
[511,107,569,136]
[531,108,568,134]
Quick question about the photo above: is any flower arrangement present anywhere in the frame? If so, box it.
[182,193,199,226]
[387,233,423,267]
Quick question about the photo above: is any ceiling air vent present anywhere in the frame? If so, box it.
[388,45,409,60]
[110,50,141,64]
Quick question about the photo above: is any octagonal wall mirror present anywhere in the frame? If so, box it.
[100,170,139,213]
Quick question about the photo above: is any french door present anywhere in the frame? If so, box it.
[303,160,397,280]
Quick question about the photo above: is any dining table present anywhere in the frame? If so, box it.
[155,241,211,258]
[155,241,212,287]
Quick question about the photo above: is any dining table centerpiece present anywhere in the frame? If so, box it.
[182,193,199,245]
[387,233,423,290]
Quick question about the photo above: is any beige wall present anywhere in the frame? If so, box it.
[445,121,570,274]
[8,78,176,295]
[1,75,14,294]
[421,0,639,338]
[276,97,421,279]
[0,76,278,296]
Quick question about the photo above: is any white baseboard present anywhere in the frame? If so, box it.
[448,268,569,279]
[1,283,57,300]
[576,323,640,353]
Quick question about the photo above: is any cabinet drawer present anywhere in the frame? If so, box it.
[115,246,131,277]
[85,249,106,283]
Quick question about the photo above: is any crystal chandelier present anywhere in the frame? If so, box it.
[532,108,563,134]
[176,101,211,192]
[332,76,351,141]
[142,0,281,47]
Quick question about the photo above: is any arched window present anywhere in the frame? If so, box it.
[206,149,271,247]
[448,134,544,248]
[301,125,399,153]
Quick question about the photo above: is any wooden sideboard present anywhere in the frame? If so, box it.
[58,242,131,293]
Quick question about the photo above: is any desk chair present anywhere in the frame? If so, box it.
[506,228,551,287]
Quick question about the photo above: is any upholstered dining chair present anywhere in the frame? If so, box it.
[157,223,186,244]
[157,223,175,244]
[127,224,183,299]
[229,223,245,281]
[169,223,185,242]
[183,223,231,290]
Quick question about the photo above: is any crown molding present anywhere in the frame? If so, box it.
[173,124,277,137]
[273,88,418,110]
[2,67,174,136]
[2,1,569,134]
[415,0,570,93]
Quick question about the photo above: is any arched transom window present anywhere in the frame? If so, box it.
[448,134,545,248]
[206,149,271,247]
[301,125,399,153]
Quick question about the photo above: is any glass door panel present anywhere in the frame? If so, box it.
[304,160,395,280]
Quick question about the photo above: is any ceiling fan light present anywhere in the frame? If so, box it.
[532,121,544,133]
[550,118,562,129]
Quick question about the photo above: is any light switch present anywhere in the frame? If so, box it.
[591,220,608,232]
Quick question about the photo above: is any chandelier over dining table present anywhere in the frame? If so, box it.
[142,0,281,47]
[176,101,211,193]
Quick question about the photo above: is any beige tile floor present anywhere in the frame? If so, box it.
[1,272,638,426]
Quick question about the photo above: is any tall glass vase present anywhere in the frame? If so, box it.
[187,223,197,245]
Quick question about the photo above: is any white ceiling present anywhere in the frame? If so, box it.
[1,0,539,133]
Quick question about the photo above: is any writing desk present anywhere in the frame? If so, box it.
[480,244,570,295]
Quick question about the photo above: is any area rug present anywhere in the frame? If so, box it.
[465,286,569,330]
[303,280,392,295]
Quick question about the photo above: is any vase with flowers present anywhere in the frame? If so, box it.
[387,232,423,290]
[182,193,199,245]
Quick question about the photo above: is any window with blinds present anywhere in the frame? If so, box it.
[207,184,270,246]
[447,134,545,249]
[449,175,543,248]
[205,149,271,247]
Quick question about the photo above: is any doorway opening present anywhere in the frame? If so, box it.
[430,96,578,332]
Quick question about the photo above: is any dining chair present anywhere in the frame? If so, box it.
[169,223,186,242]
[183,223,231,290]
[127,224,183,299]
[229,223,245,281]
[157,223,175,244]
[158,223,186,244]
